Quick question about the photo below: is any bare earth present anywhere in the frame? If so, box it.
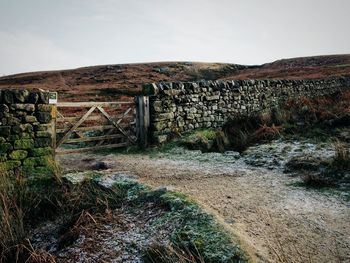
[59,152,350,263]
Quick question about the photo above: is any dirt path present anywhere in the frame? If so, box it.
[59,151,350,263]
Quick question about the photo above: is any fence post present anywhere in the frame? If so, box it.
[48,92,58,158]
[136,95,150,148]
[51,105,57,154]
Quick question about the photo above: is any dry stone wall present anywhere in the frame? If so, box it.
[0,89,55,176]
[144,77,350,143]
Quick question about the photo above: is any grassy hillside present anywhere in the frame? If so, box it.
[1,54,349,101]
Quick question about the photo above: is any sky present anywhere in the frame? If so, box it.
[0,0,349,76]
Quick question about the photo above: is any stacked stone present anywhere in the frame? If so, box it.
[0,89,54,176]
[144,77,348,143]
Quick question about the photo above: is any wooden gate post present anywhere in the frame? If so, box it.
[49,91,58,157]
[136,96,150,148]
[51,105,57,154]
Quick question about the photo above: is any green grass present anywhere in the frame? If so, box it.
[0,164,247,263]
[138,188,247,263]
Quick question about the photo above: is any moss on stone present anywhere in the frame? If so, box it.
[3,160,21,170]
[0,153,7,162]
[36,112,52,123]
[34,138,52,147]
[0,126,11,137]
[23,156,52,167]
[32,166,55,176]
[37,104,53,112]
[11,103,34,112]
[23,157,37,167]
[0,143,13,153]
[20,132,34,139]
[0,137,6,143]
[29,147,53,157]
[34,124,51,132]
[22,156,56,177]
[9,150,28,160]
[8,135,20,141]
[21,165,36,175]
[25,115,37,123]
[14,139,34,150]
[12,124,33,134]
[36,131,51,138]
[6,116,21,125]
[9,133,33,141]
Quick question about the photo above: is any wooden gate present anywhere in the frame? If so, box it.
[54,101,137,154]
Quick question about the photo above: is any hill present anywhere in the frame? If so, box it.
[0,55,349,101]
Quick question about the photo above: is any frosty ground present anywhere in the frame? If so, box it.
[59,138,350,263]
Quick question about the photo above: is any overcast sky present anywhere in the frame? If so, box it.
[0,0,349,75]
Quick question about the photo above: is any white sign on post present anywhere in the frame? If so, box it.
[49,92,58,104]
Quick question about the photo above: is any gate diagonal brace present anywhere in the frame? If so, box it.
[57,110,85,139]
[57,106,97,147]
[96,107,133,146]
[97,106,136,144]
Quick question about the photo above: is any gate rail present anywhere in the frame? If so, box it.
[54,101,138,155]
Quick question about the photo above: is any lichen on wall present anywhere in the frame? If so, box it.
[144,78,349,143]
[0,89,55,177]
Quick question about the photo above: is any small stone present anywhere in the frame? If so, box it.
[14,111,27,118]
[6,116,21,125]
[34,138,52,147]
[23,157,37,167]
[37,104,53,112]
[9,150,28,160]
[14,139,34,150]
[205,95,220,101]
[0,153,7,162]
[0,104,9,118]
[25,115,37,123]
[11,104,35,112]
[36,112,52,123]
[29,147,53,157]
[0,143,13,153]
[33,124,51,131]
[0,126,11,137]
[224,151,240,158]
[27,92,39,103]
[23,156,50,167]
[152,121,167,131]
[12,124,33,134]
[156,135,168,144]
[13,90,29,102]
[36,131,51,137]
[3,90,14,104]
[3,160,21,170]
[38,91,50,103]
[155,112,174,121]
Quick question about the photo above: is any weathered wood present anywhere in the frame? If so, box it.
[136,96,150,148]
[55,142,129,155]
[55,99,137,155]
[56,123,134,133]
[51,105,57,153]
[97,106,136,143]
[96,107,133,146]
[57,106,96,147]
[57,110,85,138]
[65,134,124,144]
[57,113,134,123]
[57,102,133,107]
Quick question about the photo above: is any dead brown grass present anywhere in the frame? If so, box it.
[143,243,205,263]
[285,90,350,125]
[253,124,282,142]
